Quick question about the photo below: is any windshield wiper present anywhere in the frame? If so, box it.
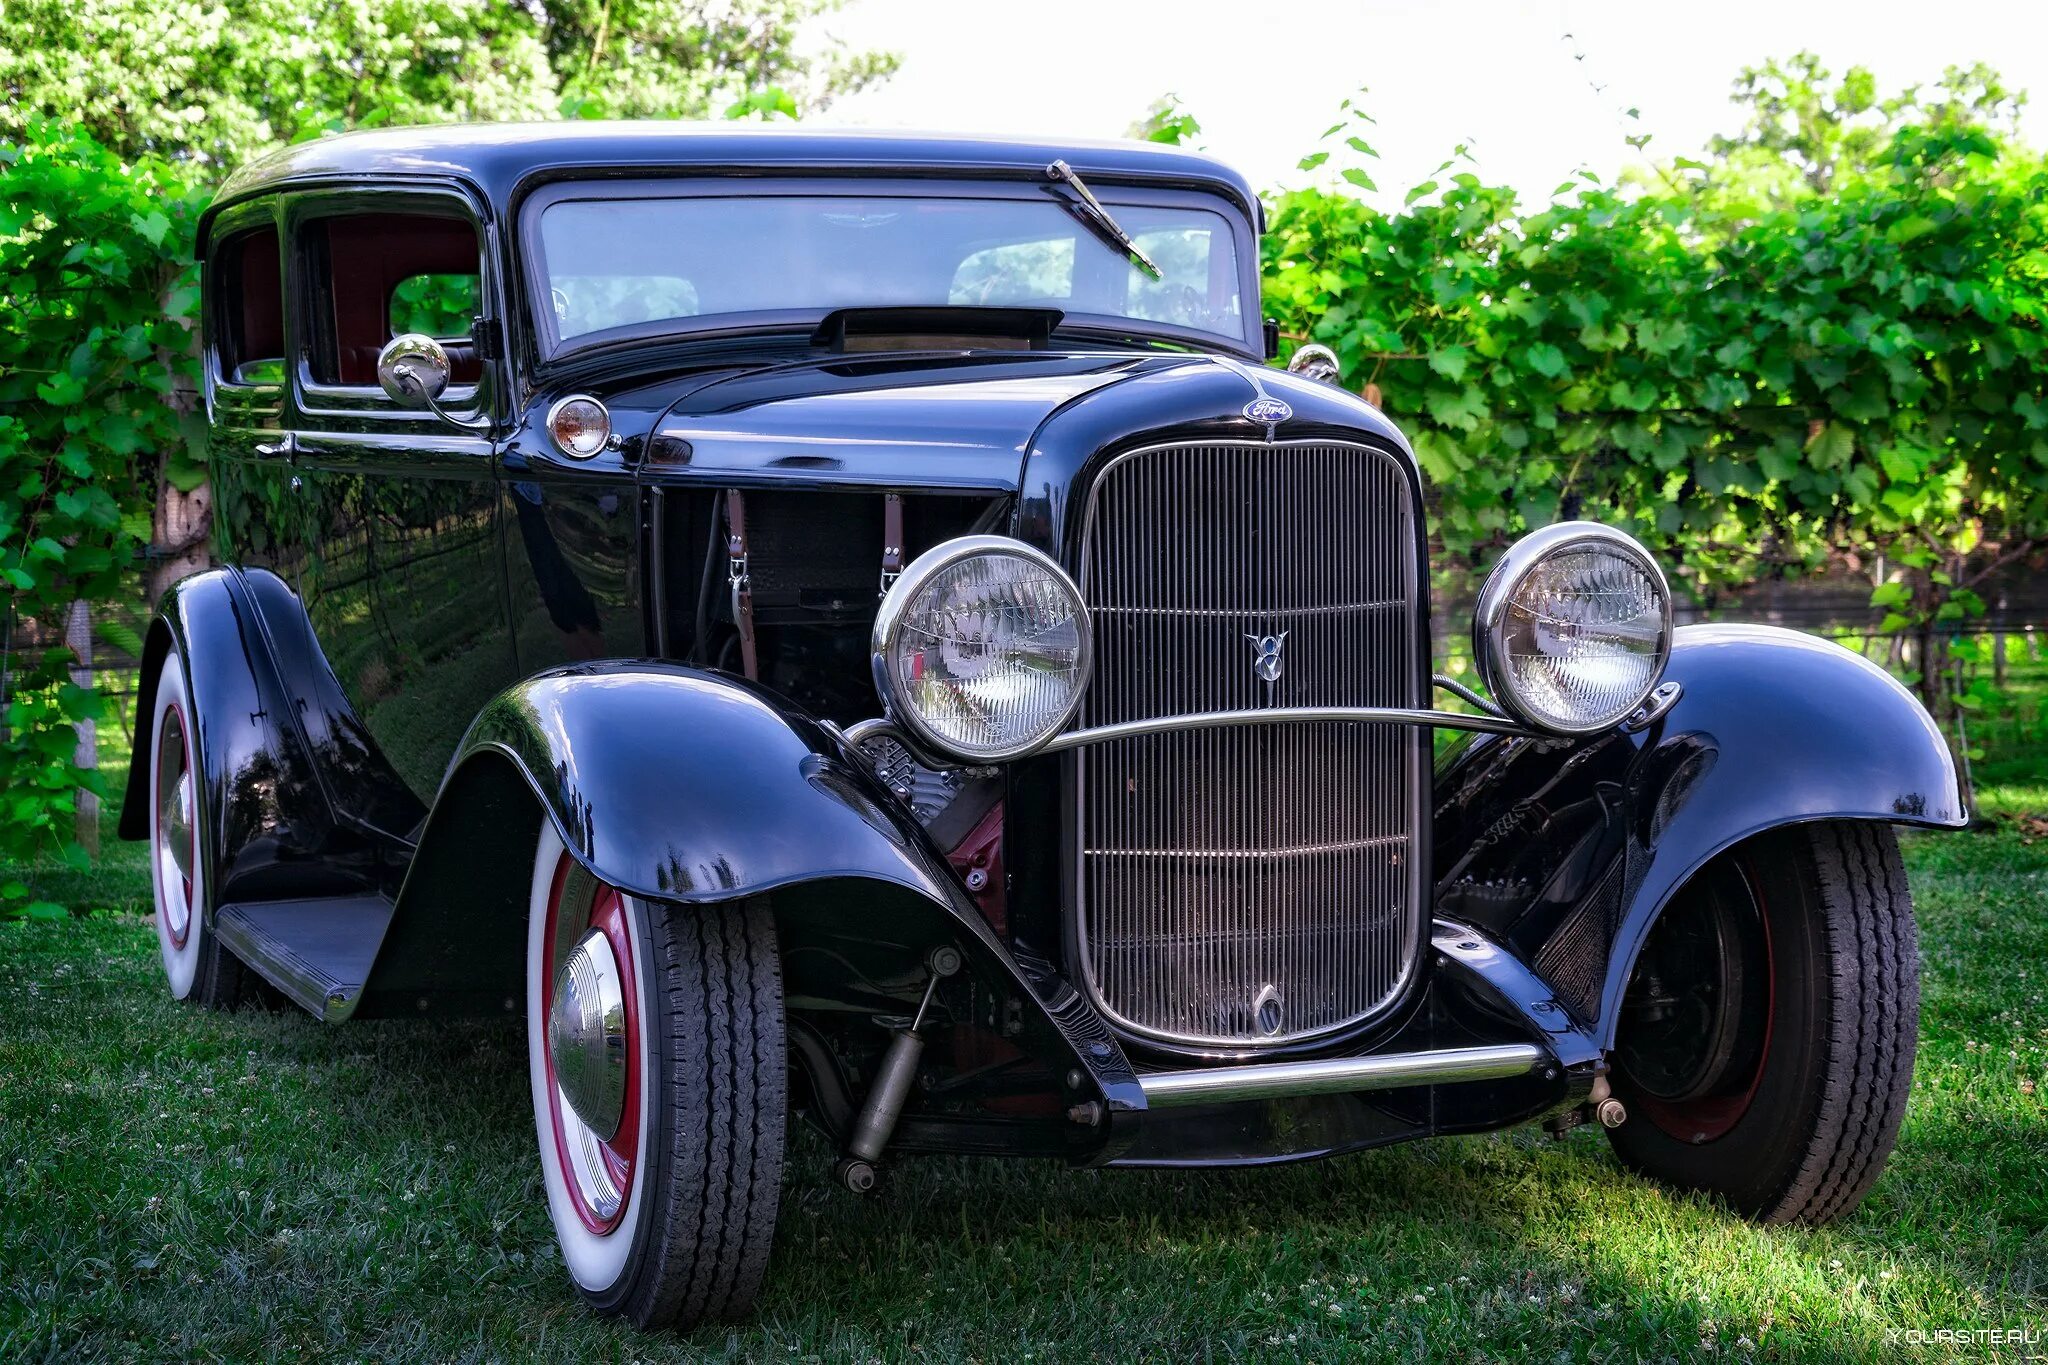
[1046,160,1163,281]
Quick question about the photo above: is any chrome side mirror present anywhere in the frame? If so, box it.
[375,333,489,432]
[377,333,452,407]
[1286,342,1341,385]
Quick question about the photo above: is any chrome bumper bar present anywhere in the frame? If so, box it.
[1039,705,1535,752]
[836,702,1539,765]
[1138,1042,1549,1108]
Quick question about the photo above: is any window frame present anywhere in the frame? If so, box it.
[512,175,1263,366]
[283,186,499,426]
[202,197,287,421]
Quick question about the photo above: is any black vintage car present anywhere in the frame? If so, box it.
[131,123,1964,1328]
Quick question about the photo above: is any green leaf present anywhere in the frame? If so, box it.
[1635,318,1690,356]
[1806,422,1855,469]
[1832,375,1891,423]
[1608,378,1658,411]
[1884,215,1938,246]
[131,209,171,246]
[165,452,208,493]
[1424,385,1486,430]
[1875,442,1930,482]
[1522,343,1567,380]
[1339,168,1377,192]
[96,620,142,658]
[35,372,85,406]
[1426,346,1470,382]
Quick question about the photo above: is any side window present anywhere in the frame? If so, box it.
[216,224,284,385]
[300,212,483,390]
[389,273,481,338]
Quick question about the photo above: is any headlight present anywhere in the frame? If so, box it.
[546,394,612,459]
[872,536,1092,763]
[1474,522,1673,735]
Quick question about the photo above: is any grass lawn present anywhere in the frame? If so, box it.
[3,678,2045,1362]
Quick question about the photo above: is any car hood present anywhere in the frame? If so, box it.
[647,351,1219,492]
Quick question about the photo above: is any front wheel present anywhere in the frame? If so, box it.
[1607,821,1918,1224]
[525,820,786,1327]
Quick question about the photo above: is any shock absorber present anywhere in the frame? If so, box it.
[835,945,962,1193]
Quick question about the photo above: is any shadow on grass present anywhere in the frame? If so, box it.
[217,979,2043,1362]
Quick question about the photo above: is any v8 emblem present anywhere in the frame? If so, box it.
[1244,631,1289,693]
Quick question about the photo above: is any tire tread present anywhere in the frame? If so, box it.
[1768,822,1918,1224]
[627,900,785,1328]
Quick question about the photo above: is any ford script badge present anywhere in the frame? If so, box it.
[1243,395,1293,425]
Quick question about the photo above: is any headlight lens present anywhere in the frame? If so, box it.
[1475,522,1672,735]
[547,394,611,459]
[872,536,1092,762]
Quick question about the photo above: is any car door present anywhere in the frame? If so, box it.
[275,186,520,821]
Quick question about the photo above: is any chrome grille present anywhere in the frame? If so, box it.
[1073,439,1424,1048]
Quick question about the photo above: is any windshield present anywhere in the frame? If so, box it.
[530,185,1249,351]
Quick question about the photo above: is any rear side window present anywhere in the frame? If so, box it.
[390,273,481,338]
[300,212,482,389]
[215,225,283,385]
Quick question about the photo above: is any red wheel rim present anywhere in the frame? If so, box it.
[540,852,642,1234]
[1623,857,1776,1144]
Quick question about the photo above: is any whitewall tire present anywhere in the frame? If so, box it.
[525,818,787,1327]
[146,645,244,1007]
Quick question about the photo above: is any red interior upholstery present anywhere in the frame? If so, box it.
[319,215,482,385]
[227,227,282,367]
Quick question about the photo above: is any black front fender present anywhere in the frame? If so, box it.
[1434,624,1964,1053]
[364,663,1142,1133]
[455,662,951,904]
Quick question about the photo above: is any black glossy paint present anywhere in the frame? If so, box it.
[121,569,383,905]
[367,661,1140,1159]
[202,124,1266,261]
[1434,623,1965,1052]
[127,125,1966,1170]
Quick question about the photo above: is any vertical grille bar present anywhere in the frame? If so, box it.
[1073,440,1423,1048]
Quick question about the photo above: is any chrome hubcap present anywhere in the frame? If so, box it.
[540,856,639,1234]
[548,928,628,1141]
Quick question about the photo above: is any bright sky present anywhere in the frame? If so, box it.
[818,0,2048,209]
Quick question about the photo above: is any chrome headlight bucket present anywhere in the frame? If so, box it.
[872,535,1093,763]
[1474,522,1673,735]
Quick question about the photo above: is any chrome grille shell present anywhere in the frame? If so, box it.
[1070,438,1427,1050]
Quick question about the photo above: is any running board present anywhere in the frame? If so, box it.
[214,895,396,1021]
[1138,1043,1549,1108]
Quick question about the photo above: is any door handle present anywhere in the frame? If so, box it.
[253,435,296,462]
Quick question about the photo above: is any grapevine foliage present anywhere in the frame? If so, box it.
[5,72,2047,894]
[1264,107,2048,660]
[0,124,206,904]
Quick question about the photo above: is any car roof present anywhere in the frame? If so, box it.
[203,122,1264,244]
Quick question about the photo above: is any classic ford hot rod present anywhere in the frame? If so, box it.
[131,124,1965,1328]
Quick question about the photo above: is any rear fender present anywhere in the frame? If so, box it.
[1433,624,1964,1053]
[121,569,359,903]
[123,567,417,901]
